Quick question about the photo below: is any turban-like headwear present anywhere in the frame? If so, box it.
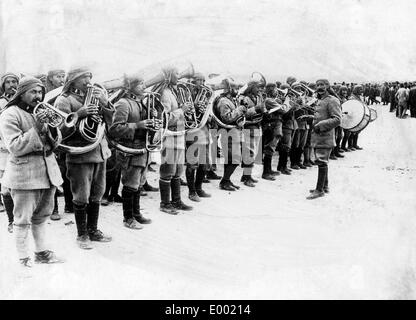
[286,76,297,86]
[62,67,92,94]
[1,72,20,91]
[5,76,45,109]
[316,79,330,87]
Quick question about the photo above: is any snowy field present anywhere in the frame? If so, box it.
[1,104,416,300]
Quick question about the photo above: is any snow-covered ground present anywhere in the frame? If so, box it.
[1,104,416,300]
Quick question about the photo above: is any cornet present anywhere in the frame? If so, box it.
[33,102,78,128]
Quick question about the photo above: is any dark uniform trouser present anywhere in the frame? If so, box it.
[219,131,242,183]
[66,161,106,206]
[104,148,121,199]
[314,148,331,191]
[185,142,210,193]
[241,128,262,176]
[290,128,307,165]
[277,128,294,170]
[262,122,282,157]
[159,148,185,205]
[55,153,72,212]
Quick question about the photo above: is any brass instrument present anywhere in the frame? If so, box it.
[144,92,168,152]
[190,83,213,118]
[78,84,104,143]
[208,77,246,129]
[105,68,172,154]
[176,63,204,130]
[177,82,198,130]
[47,84,112,155]
[237,71,267,125]
[33,102,78,128]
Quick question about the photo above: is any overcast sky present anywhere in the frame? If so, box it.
[1,0,415,83]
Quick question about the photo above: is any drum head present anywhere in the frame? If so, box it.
[341,100,366,130]
[369,108,377,122]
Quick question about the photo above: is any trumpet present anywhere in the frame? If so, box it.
[33,102,78,128]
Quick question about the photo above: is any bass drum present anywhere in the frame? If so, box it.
[341,100,370,132]
[369,107,377,122]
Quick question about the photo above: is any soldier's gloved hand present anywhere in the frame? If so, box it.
[313,125,321,133]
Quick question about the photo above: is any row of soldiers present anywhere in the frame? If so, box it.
[0,67,361,266]
[379,81,416,118]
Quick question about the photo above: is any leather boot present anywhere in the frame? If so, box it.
[297,148,307,169]
[122,187,143,229]
[159,179,178,215]
[334,146,344,158]
[195,165,211,198]
[307,165,327,199]
[324,172,329,193]
[303,147,312,167]
[262,155,276,181]
[185,166,199,201]
[87,202,112,242]
[171,177,193,211]
[143,181,159,192]
[50,192,61,221]
[289,148,300,169]
[220,164,238,191]
[206,170,222,180]
[279,150,291,175]
[3,193,14,226]
[133,190,151,224]
[74,203,93,249]
[353,134,363,150]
